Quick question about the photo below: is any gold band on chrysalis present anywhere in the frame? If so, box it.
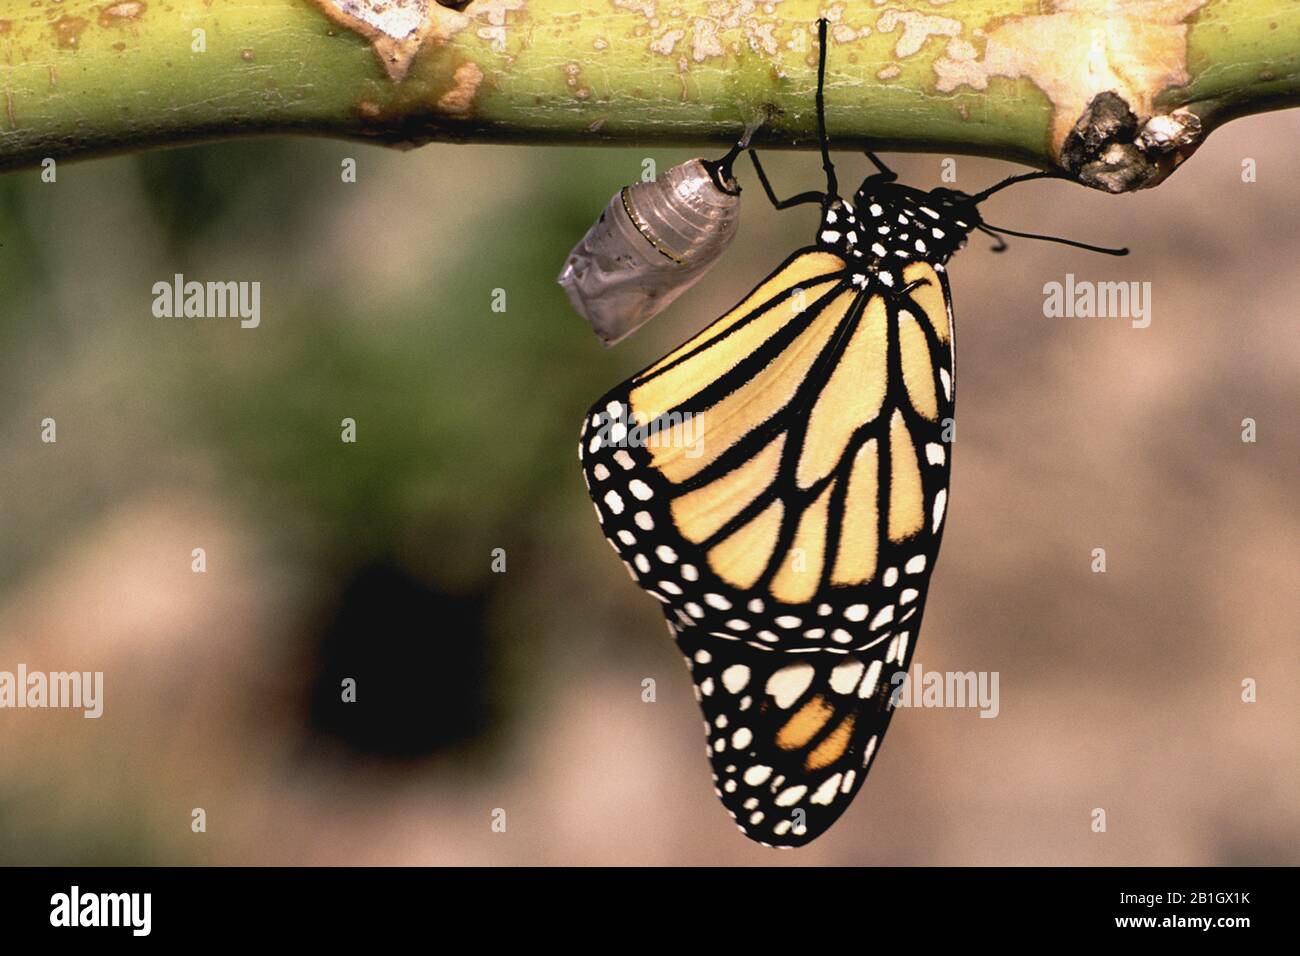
[621,187,687,265]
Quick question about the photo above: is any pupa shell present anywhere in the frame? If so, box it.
[558,157,741,346]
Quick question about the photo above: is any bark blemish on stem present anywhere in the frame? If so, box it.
[313,0,526,82]
[98,2,147,27]
[875,10,960,58]
[1061,92,1203,192]
[933,0,1210,189]
[53,15,91,51]
[438,61,484,114]
[563,62,591,100]
[313,0,473,81]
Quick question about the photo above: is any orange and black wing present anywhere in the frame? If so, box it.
[580,246,956,846]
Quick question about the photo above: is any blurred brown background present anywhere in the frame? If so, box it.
[0,108,1295,866]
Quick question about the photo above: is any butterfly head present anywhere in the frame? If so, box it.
[919,186,983,228]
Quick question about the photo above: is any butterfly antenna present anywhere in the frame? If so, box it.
[814,18,838,198]
[981,223,1130,256]
[970,170,1061,203]
[976,225,1008,253]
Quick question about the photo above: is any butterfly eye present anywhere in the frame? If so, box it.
[929,187,969,207]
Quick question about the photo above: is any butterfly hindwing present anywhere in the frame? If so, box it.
[581,233,956,846]
[677,623,915,846]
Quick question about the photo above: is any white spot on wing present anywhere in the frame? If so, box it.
[858,660,883,698]
[766,662,815,708]
[774,785,808,807]
[722,664,751,694]
[932,488,948,531]
[810,774,843,805]
[830,660,865,694]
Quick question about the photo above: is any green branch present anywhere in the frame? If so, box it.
[0,0,1296,190]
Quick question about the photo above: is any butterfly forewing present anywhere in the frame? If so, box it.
[580,237,956,846]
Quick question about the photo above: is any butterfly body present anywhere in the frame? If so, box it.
[578,176,969,844]
[821,177,981,282]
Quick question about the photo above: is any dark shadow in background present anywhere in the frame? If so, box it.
[303,558,497,760]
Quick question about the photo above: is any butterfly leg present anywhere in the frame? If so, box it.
[747,150,825,210]
[863,151,897,181]
[813,18,838,199]
[746,19,840,210]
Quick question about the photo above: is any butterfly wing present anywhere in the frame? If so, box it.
[580,246,956,846]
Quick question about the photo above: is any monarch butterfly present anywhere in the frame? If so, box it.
[578,19,1126,847]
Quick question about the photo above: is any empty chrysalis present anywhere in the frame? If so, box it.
[558,123,760,346]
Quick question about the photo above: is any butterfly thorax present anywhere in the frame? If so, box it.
[816,177,981,290]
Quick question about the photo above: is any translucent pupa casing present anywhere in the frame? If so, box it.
[558,158,741,346]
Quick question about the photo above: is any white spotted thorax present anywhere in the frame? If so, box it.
[818,177,983,291]
[558,157,742,346]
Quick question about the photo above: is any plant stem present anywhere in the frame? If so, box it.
[0,0,1295,190]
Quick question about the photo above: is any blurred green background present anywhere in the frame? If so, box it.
[0,116,1296,865]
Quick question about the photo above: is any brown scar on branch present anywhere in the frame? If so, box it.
[438,61,484,114]
[311,0,473,82]
[1061,92,1202,192]
[932,0,1210,191]
[98,2,148,28]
